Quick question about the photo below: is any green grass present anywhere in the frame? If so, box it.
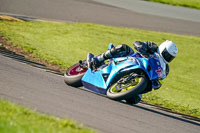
[0,21,200,118]
[0,99,95,133]
[147,0,200,10]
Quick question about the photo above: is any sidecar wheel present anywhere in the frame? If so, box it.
[107,75,147,101]
[64,63,87,87]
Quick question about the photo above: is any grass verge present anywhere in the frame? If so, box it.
[147,0,200,10]
[0,99,95,133]
[0,21,200,118]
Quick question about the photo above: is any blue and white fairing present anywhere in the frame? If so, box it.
[81,52,162,95]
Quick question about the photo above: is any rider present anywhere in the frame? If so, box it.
[87,40,178,103]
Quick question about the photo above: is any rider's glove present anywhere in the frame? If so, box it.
[145,41,158,54]
[133,41,148,54]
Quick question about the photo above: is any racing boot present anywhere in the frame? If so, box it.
[86,53,102,70]
[152,80,162,90]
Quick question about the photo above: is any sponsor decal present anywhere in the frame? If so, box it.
[156,67,162,79]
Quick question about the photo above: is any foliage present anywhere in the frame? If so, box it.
[0,99,95,133]
[147,0,200,10]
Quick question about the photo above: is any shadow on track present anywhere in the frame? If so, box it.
[128,102,200,127]
[78,86,200,127]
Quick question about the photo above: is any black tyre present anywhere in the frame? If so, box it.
[125,95,142,104]
[107,74,147,101]
[64,63,88,87]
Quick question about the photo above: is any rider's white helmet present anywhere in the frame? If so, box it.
[158,40,178,64]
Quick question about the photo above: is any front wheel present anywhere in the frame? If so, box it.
[64,63,88,87]
[107,73,147,101]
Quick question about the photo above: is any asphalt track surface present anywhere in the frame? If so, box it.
[94,0,200,23]
[0,0,200,36]
[0,0,200,133]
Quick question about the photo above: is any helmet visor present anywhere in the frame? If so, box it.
[161,48,175,62]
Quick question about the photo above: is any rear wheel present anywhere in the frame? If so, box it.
[125,95,142,104]
[64,63,88,87]
[107,73,147,101]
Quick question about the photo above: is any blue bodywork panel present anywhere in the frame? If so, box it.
[82,69,107,94]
